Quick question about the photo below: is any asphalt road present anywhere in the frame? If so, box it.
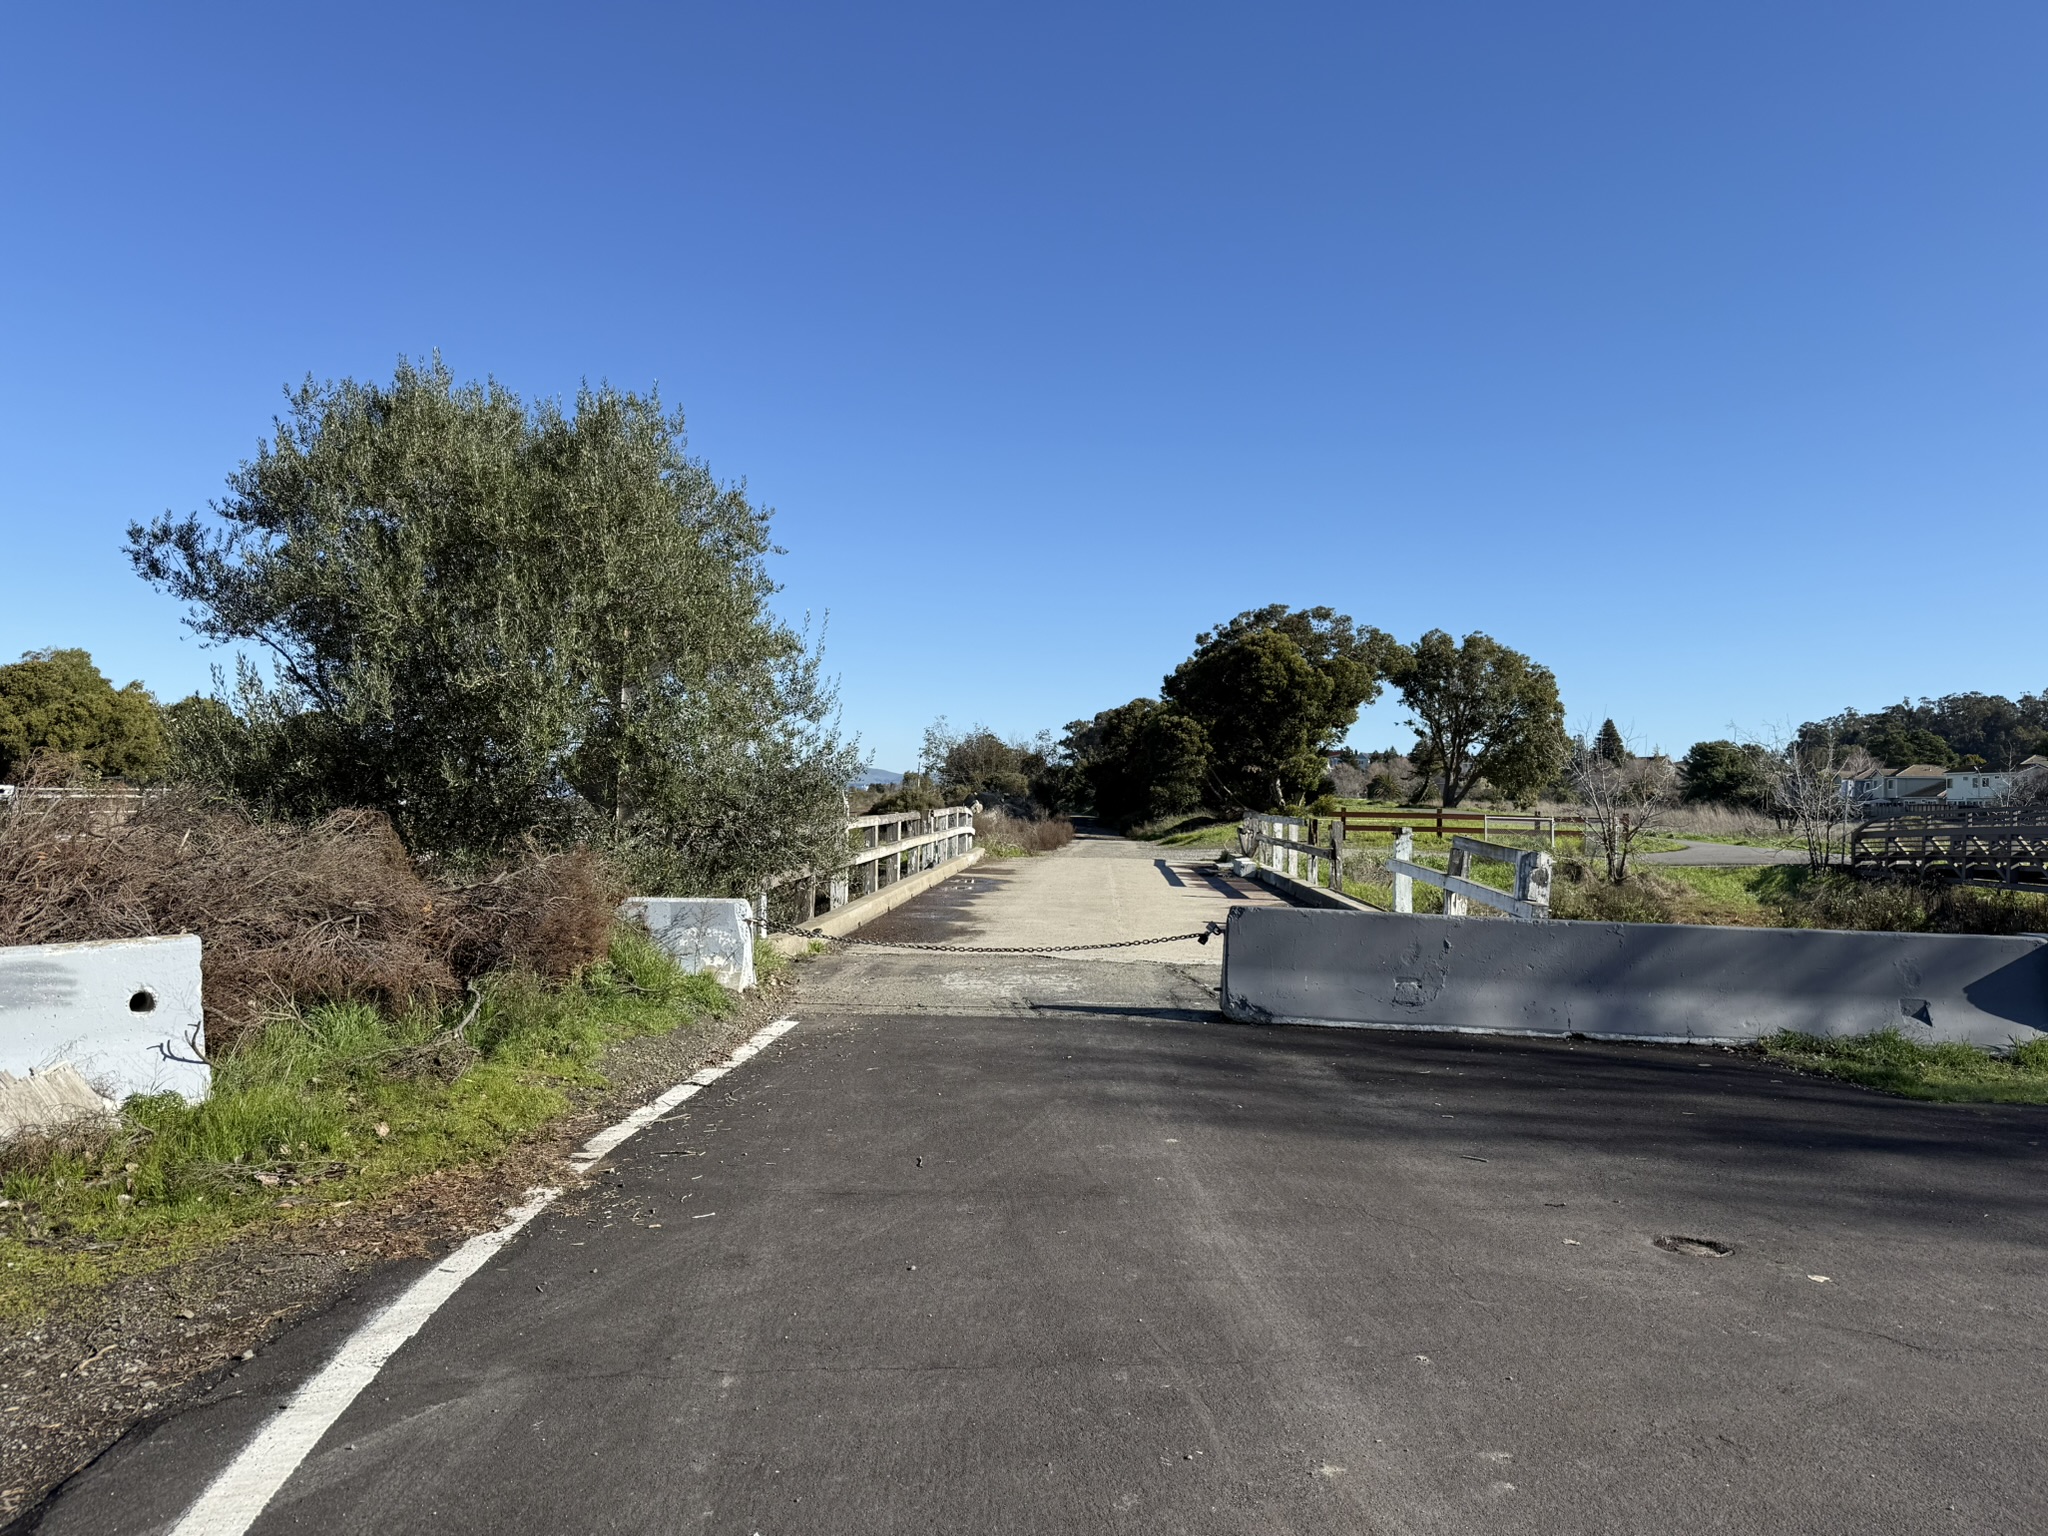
[40,1003,2048,1535]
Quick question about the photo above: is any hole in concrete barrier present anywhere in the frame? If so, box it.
[1653,1235,1731,1258]
[128,989,157,1014]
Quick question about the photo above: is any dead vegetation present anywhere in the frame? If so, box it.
[973,808,1076,857]
[0,766,616,1049]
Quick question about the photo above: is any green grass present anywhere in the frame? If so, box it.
[1762,1029,2048,1104]
[1649,863,1809,916]
[0,926,734,1316]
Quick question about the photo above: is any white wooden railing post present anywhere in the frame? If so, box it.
[1443,839,1472,917]
[1515,849,1554,915]
[1392,828,1414,913]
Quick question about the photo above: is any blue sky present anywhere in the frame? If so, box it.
[2,3,2042,773]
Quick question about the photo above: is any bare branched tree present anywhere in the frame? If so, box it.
[1571,737,1677,882]
[1767,733,1869,872]
[1991,758,2048,807]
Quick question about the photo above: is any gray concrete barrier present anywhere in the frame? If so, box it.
[0,934,209,1105]
[1220,908,2048,1048]
[620,898,757,991]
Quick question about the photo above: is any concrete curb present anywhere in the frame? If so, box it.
[1220,907,2048,1048]
[1248,863,1376,912]
[773,849,987,953]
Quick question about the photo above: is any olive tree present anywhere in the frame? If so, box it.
[128,358,858,889]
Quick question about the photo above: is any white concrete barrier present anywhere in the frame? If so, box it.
[620,898,757,991]
[1220,908,2048,1049]
[0,1064,117,1139]
[0,935,209,1105]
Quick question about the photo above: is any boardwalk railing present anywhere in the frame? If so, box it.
[1387,830,1554,920]
[1850,810,2048,892]
[765,805,980,924]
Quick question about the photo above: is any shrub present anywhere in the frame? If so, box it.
[0,781,616,1047]
[973,809,1075,858]
[1775,875,2048,937]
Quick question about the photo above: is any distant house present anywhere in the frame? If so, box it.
[1841,755,2047,808]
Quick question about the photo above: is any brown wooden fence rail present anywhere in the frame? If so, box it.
[1850,809,2048,891]
[1330,807,1586,848]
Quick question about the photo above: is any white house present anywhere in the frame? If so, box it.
[1842,755,2047,807]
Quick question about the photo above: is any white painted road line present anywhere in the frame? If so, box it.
[168,1016,800,1536]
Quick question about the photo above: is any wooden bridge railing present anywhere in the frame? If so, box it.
[764,805,980,924]
[1241,814,1344,893]
[1387,831,1554,921]
[1849,810,2048,892]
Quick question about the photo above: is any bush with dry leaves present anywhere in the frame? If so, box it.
[0,763,616,1048]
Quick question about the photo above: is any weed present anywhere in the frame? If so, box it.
[1762,1029,2048,1105]
[0,925,730,1315]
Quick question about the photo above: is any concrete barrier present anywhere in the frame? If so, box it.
[0,1064,117,1139]
[1220,908,2048,1048]
[620,898,757,991]
[0,935,210,1105]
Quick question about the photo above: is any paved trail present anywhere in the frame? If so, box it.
[41,835,2048,1535]
[1637,839,1811,867]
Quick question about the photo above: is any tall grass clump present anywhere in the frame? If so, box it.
[1774,876,2048,937]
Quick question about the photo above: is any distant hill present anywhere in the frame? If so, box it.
[849,767,904,787]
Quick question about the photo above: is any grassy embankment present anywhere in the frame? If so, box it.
[0,927,742,1318]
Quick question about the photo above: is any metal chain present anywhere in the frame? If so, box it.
[764,919,1225,954]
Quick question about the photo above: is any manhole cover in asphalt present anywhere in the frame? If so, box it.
[1654,1235,1733,1257]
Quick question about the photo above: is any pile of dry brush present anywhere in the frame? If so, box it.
[973,808,1076,855]
[0,776,617,1049]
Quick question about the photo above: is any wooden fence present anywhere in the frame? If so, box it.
[1849,809,2048,892]
[1330,807,1584,848]
[766,806,979,922]
[1241,814,1343,893]
[1240,817,1555,919]
[1387,831,1554,920]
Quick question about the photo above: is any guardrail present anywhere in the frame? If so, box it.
[764,805,979,923]
[1386,830,1553,921]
